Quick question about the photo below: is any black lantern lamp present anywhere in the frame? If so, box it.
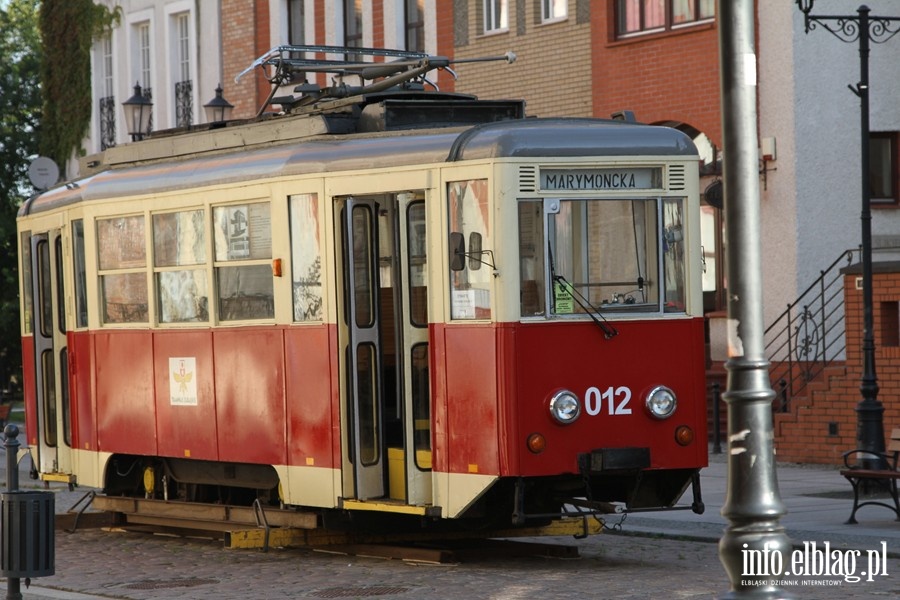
[204,84,234,125]
[122,82,153,142]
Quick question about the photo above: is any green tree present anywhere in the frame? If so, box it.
[0,0,41,390]
[39,0,120,172]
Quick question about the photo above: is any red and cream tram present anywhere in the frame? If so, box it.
[17,48,706,533]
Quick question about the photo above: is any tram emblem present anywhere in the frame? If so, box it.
[169,357,198,406]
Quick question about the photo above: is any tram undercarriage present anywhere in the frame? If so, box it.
[99,453,702,537]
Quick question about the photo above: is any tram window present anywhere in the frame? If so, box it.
[518,201,546,316]
[153,210,209,323]
[411,343,431,470]
[72,220,88,328]
[37,239,52,338]
[407,202,427,326]
[97,216,149,323]
[549,199,660,313]
[54,236,66,333]
[663,199,687,313]
[213,203,274,321]
[289,193,323,322]
[20,232,33,334]
[448,179,491,320]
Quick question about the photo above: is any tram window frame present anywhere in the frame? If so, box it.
[212,201,275,322]
[20,232,33,335]
[96,215,149,324]
[406,201,428,327]
[518,197,688,319]
[448,179,492,320]
[72,220,88,328]
[289,193,323,322]
[152,209,210,324]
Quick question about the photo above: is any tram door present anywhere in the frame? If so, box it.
[30,229,72,475]
[337,193,431,505]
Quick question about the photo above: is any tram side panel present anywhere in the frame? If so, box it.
[151,330,219,461]
[94,330,157,456]
[70,330,96,453]
[284,325,340,472]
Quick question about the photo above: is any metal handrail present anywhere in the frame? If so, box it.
[763,249,858,412]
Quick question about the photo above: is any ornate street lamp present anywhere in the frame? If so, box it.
[122,82,153,142]
[203,84,234,125]
[795,0,900,468]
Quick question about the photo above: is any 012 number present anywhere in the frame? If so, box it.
[585,386,632,416]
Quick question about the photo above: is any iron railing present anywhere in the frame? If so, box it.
[99,96,116,150]
[764,249,857,412]
[175,80,193,128]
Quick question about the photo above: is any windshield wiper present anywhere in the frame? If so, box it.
[549,244,618,340]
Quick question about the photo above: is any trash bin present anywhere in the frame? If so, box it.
[0,491,54,578]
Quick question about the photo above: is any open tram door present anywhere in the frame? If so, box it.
[28,227,74,483]
[335,192,432,508]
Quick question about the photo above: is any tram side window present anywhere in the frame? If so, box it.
[447,179,491,320]
[213,202,274,321]
[153,210,209,323]
[288,193,323,321]
[72,220,88,328]
[97,215,149,324]
[549,199,659,314]
[663,199,686,313]
[20,232,32,334]
[518,201,545,316]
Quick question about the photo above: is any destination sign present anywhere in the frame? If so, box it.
[541,168,662,191]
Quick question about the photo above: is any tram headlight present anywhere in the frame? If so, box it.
[645,386,677,419]
[549,390,581,424]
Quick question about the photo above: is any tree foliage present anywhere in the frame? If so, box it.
[0,0,41,388]
[38,0,119,173]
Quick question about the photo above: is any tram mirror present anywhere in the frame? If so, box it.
[468,232,483,271]
[449,232,466,271]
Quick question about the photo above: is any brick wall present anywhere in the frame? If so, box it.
[774,269,900,464]
[591,8,722,146]
[221,0,260,119]
[452,1,592,117]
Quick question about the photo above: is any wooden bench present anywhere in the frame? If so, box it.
[840,427,900,524]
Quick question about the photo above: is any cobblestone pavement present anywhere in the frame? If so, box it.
[9,524,900,600]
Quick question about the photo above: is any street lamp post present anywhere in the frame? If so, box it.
[795,1,900,466]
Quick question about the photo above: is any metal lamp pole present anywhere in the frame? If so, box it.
[717,2,792,597]
[795,0,900,466]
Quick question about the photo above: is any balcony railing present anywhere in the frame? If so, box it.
[175,80,193,128]
[99,96,116,150]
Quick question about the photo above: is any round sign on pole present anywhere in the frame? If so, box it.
[28,157,60,191]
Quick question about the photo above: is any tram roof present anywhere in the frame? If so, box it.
[20,115,697,217]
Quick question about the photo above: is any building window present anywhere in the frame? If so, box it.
[871,132,898,205]
[135,21,153,134]
[484,0,509,33]
[288,0,305,45]
[406,0,425,52]
[541,0,567,22]
[99,35,116,150]
[344,0,362,49]
[616,0,714,37]
[173,13,192,128]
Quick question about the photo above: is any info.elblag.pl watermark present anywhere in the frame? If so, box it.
[741,541,891,586]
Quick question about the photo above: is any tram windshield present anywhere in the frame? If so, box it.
[518,198,686,318]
